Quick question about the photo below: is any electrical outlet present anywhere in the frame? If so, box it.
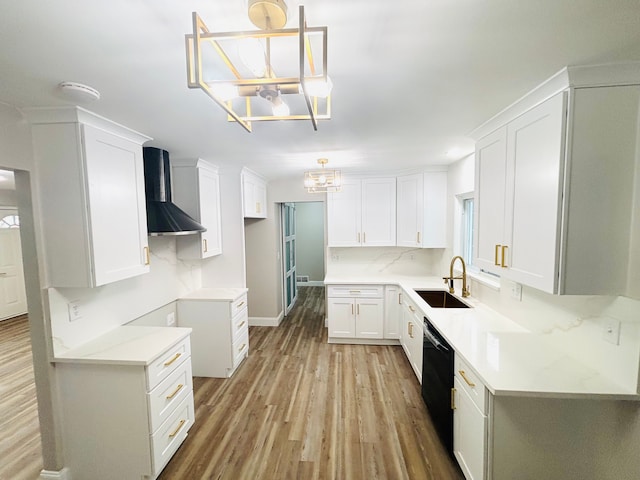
[603,317,621,345]
[166,312,176,327]
[510,281,522,301]
[68,301,82,322]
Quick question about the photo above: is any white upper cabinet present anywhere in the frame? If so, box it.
[473,66,640,295]
[242,168,267,218]
[172,159,222,259]
[396,171,447,248]
[25,107,151,288]
[327,177,396,247]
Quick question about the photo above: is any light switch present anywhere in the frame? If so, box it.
[510,281,522,301]
[166,312,176,326]
[68,301,82,322]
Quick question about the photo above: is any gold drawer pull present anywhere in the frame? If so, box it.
[408,322,413,338]
[398,293,402,304]
[349,290,361,294]
[494,244,500,266]
[238,320,246,329]
[203,238,208,252]
[501,245,508,268]
[236,301,245,308]
[144,246,150,266]
[451,388,456,410]
[459,370,476,387]
[164,353,181,367]
[408,305,415,312]
[166,383,184,400]
[238,343,247,352]
[417,232,421,244]
[168,419,186,438]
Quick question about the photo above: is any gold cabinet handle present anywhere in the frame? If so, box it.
[363,232,366,243]
[168,419,186,438]
[237,301,245,308]
[451,388,456,410]
[203,238,208,253]
[255,202,261,213]
[349,290,361,294]
[494,244,500,266]
[351,304,354,315]
[459,370,476,387]
[238,320,246,329]
[398,293,402,304]
[408,322,413,338]
[238,343,247,352]
[356,304,360,315]
[417,232,421,244]
[501,245,508,268]
[164,353,181,367]
[408,305,415,312]
[166,383,184,400]
[357,232,361,243]
[144,246,150,266]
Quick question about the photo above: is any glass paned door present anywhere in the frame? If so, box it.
[282,203,297,315]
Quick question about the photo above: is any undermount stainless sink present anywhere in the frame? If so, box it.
[414,290,471,308]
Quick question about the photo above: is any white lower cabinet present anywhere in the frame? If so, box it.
[177,289,249,378]
[55,328,194,480]
[454,355,488,480]
[400,294,423,382]
[384,285,401,339]
[327,285,384,340]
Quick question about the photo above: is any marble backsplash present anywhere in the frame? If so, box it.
[48,236,201,356]
[327,246,447,277]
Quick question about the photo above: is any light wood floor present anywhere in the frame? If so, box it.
[160,287,463,480]
[0,314,43,480]
[0,289,463,480]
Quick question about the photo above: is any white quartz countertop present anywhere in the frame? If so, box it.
[325,273,639,400]
[54,326,192,366]
[180,287,248,301]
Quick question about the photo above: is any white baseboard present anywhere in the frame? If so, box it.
[298,281,324,287]
[39,468,71,480]
[249,311,284,327]
[328,338,401,346]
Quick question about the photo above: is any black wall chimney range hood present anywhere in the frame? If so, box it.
[142,146,206,236]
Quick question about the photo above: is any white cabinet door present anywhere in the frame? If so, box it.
[82,125,149,286]
[407,309,423,381]
[327,297,356,337]
[361,178,396,246]
[242,168,267,218]
[474,127,508,275]
[505,93,565,292]
[327,180,362,246]
[453,376,487,480]
[397,173,422,247]
[173,160,223,259]
[0,228,27,320]
[397,172,447,248]
[355,298,384,339]
[383,285,401,339]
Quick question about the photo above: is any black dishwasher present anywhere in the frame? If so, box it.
[422,317,454,454]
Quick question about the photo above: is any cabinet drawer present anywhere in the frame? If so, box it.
[232,330,249,370]
[147,337,191,390]
[231,309,249,343]
[148,358,193,434]
[327,285,383,298]
[151,391,195,476]
[231,293,248,317]
[455,355,487,413]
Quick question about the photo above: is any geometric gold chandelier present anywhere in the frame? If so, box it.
[185,1,331,133]
[304,158,342,193]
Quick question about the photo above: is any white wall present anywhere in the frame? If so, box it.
[294,202,324,282]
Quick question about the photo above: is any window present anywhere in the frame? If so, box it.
[0,214,19,228]
[460,197,475,268]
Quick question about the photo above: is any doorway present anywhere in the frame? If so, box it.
[280,201,324,317]
[0,206,28,320]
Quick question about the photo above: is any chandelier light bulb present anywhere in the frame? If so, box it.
[272,100,290,116]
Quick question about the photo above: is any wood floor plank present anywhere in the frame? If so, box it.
[159,286,464,480]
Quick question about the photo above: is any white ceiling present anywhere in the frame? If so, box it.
[1,0,640,181]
